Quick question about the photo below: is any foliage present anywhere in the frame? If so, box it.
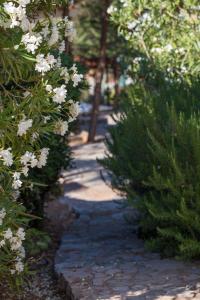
[73,0,125,60]
[109,0,200,82]
[102,0,200,259]
[21,135,71,219]
[25,228,51,256]
[0,0,83,282]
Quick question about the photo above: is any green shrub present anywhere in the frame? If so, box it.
[102,80,200,259]
[103,0,200,260]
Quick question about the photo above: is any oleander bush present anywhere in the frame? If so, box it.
[102,0,200,259]
[0,0,83,283]
[21,134,71,219]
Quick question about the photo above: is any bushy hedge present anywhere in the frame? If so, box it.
[0,0,83,283]
[102,80,200,259]
[102,0,200,259]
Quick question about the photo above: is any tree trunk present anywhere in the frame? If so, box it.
[113,59,120,110]
[87,0,110,142]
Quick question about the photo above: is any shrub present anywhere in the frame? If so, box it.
[103,0,200,259]
[21,135,71,219]
[102,81,200,259]
[0,0,83,282]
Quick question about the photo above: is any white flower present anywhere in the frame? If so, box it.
[21,32,42,53]
[4,2,17,15]
[12,172,22,189]
[0,240,5,248]
[15,260,24,273]
[127,20,138,30]
[46,54,57,67]
[20,151,38,168]
[31,132,39,142]
[22,165,29,177]
[0,148,13,166]
[3,0,32,29]
[18,0,31,7]
[18,246,26,258]
[23,91,31,98]
[45,84,53,92]
[17,118,33,136]
[0,209,6,226]
[3,2,26,28]
[10,237,22,250]
[41,25,50,39]
[60,67,70,84]
[37,148,49,168]
[35,54,56,74]
[71,64,77,73]
[21,152,34,165]
[59,40,65,53]
[71,73,83,87]
[107,5,117,14]
[165,44,173,52]
[30,156,38,168]
[48,25,60,46]
[151,47,163,54]
[54,120,68,136]
[52,85,67,104]
[16,228,25,241]
[56,56,61,68]
[4,228,13,240]
[35,54,50,73]
[12,190,21,200]
[68,100,79,122]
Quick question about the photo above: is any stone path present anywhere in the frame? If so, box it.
[55,142,200,300]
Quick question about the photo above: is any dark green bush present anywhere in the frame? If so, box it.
[102,81,200,259]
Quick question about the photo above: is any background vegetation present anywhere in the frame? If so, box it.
[102,0,200,259]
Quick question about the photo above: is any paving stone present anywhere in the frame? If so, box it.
[55,142,200,300]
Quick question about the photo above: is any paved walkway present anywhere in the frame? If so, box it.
[55,142,200,300]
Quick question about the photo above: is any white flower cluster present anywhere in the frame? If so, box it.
[68,100,79,123]
[12,172,22,189]
[0,148,13,166]
[53,85,67,104]
[0,227,26,274]
[17,117,33,136]
[60,67,70,83]
[20,149,49,176]
[54,119,68,136]
[21,32,42,54]
[3,0,31,29]
[35,54,57,74]
[20,151,38,176]
[37,148,49,168]
[71,64,83,87]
